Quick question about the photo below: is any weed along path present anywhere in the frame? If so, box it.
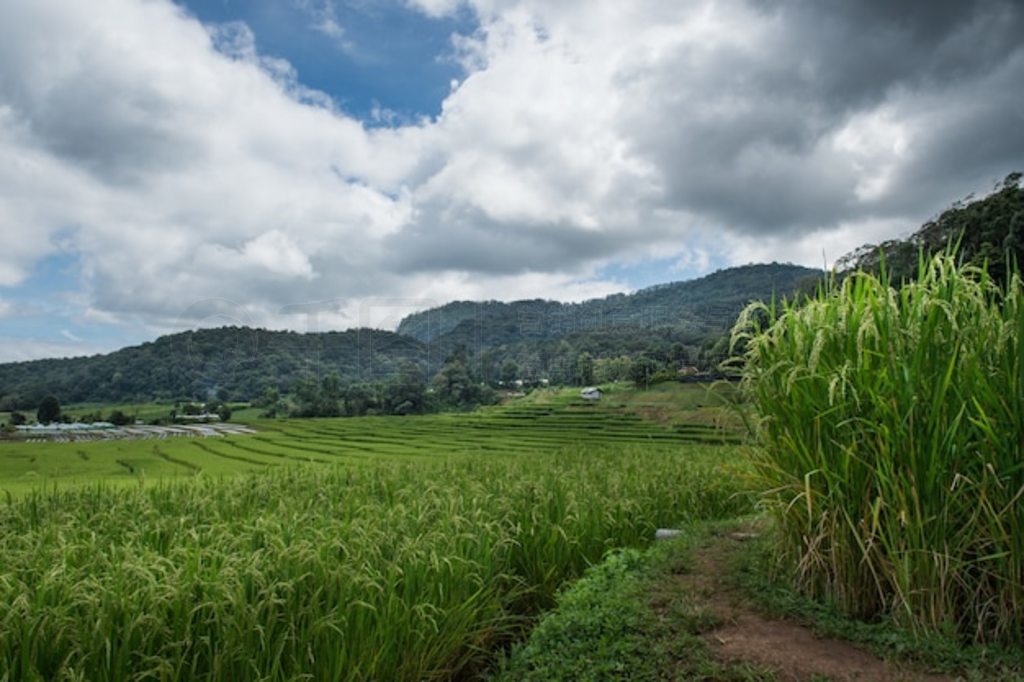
[655,527,949,682]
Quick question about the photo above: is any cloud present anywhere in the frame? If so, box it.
[0,336,111,362]
[292,0,356,53]
[0,0,1022,361]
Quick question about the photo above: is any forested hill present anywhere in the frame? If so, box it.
[398,263,821,345]
[0,327,424,408]
[838,172,1024,282]
[0,263,819,408]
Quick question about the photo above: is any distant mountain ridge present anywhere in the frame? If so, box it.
[0,263,818,407]
[398,263,820,345]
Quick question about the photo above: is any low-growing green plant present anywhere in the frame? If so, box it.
[732,253,1024,643]
[0,446,750,680]
[495,525,773,682]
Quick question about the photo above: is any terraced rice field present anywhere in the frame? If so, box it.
[0,386,741,492]
[0,385,751,680]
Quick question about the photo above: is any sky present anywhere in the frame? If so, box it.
[0,0,1022,362]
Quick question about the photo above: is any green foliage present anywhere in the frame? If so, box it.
[574,351,595,386]
[35,395,60,424]
[629,355,659,388]
[108,409,131,426]
[732,253,1024,643]
[0,326,426,407]
[496,524,773,682]
[383,361,428,415]
[0,444,748,680]
[594,355,631,383]
[9,412,25,426]
[496,548,661,681]
[837,171,1024,284]
[501,358,519,384]
[399,264,819,344]
[290,373,343,418]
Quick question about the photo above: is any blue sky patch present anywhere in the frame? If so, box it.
[177,0,477,122]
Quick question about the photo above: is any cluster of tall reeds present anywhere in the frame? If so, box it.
[0,446,748,680]
[732,253,1023,642]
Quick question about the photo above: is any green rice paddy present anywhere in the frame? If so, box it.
[0,385,741,493]
[0,384,750,680]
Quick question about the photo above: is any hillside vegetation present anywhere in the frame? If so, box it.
[838,171,1023,283]
[398,263,818,343]
[0,263,815,409]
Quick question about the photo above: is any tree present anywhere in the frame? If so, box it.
[37,395,61,424]
[575,351,595,386]
[343,384,376,417]
[433,353,475,405]
[595,355,631,383]
[432,350,493,409]
[628,356,658,389]
[9,412,26,426]
[386,361,427,415]
[500,359,519,384]
[254,386,280,408]
[291,374,342,418]
[108,410,131,426]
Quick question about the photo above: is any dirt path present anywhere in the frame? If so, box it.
[656,528,951,682]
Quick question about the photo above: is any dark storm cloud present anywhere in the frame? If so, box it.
[626,0,1024,235]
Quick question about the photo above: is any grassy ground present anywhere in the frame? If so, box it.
[499,519,1024,681]
[494,522,773,681]
[0,383,755,679]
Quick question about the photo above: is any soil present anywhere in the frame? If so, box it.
[655,528,952,682]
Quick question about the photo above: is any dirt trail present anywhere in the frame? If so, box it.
[661,528,950,682]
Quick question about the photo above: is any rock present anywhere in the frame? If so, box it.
[655,528,683,540]
[728,532,759,542]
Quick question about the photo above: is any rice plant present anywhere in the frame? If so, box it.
[732,253,1024,643]
[0,445,749,680]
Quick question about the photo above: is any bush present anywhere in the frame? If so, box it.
[107,410,132,426]
[732,253,1024,643]
[36,396,61,424]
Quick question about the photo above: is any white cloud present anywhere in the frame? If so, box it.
[292,1,356,53]
[0,0,1021,360]
[0,337,111,362]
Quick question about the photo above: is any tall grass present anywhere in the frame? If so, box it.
[0,446,748,680]
[732,253,1024,643]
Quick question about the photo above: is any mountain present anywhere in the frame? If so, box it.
[399,263,821,345]
[0,263,819,408]
[0,327,425,409]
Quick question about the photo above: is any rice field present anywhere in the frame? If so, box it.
[0,386,751,680]
[0,386,741,493]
